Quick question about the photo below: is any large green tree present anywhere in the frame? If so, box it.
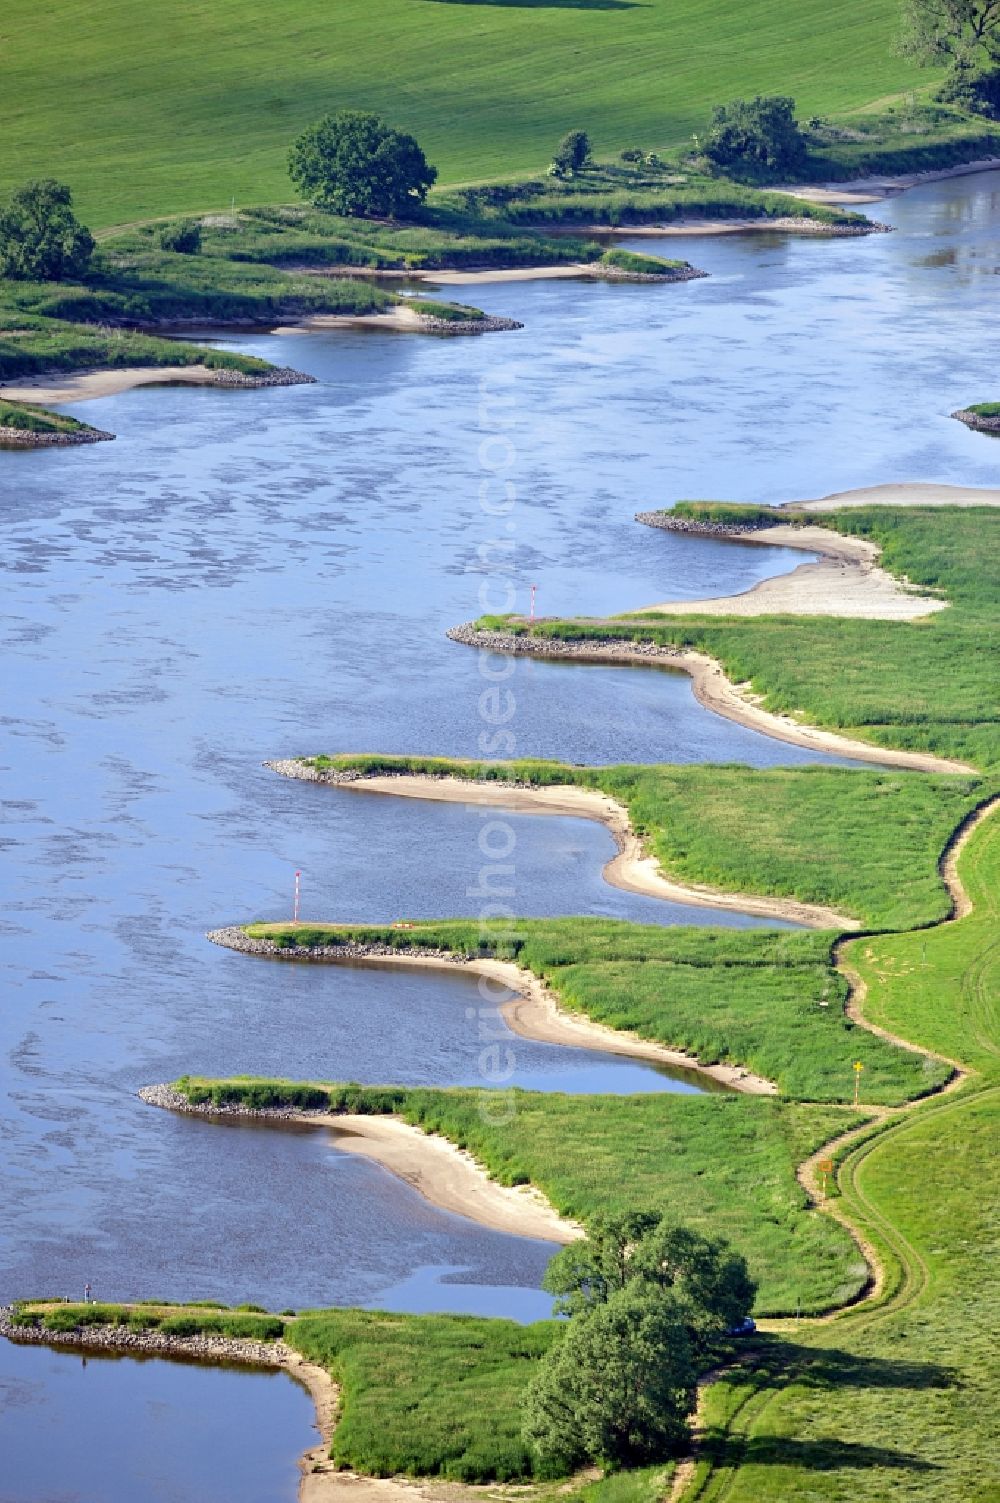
[288,111,437,218]
[544,1212,756,1352]
[523,1283,697,1470]
[0,180,94,281]
[898,0,1000,64]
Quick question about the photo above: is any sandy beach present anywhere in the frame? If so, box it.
[0,365,228,404]
[639,522,947,620]
[276,307,428,334]
[330,1114,581,1243]
[274,766,858,928]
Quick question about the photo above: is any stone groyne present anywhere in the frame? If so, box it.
[952,407,1000,434]
[446,620,692,665]
[0,424,115,446]
[0,1304,284,1368]
[209,365,317,387]
[634,509,780,537]
[205,923,464,966]
[419,314,523,334]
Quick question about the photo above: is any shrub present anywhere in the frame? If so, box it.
[158,220,202,254]
[937,63,1000,119]
[552,130,592,177]
[705,96,807,176]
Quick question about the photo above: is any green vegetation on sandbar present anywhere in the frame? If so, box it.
[686,808,1000,1501]
[302,755,985,930]
[0,400,98,435]
[479,504,1000,768]
[245,917,951,1104]
[10,1301,284,1341]
[290,1309,559,1480]
[965,401,1000,417]
[175,1075,867,1316]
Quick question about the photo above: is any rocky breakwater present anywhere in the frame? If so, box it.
[952,406,1000,433]
[447,620,694,668]
[206,923,469,967]
[0,423,115,446]
[418,313,523,334]
[598,263,707,283]
[0,1304,285,1369]
[634,509,777,537]
[210,365,316,386]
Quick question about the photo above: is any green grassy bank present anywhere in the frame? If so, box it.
[0,0,933,225]
[685,807,999,1502]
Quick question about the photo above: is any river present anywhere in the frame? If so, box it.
[1,169,998,1495]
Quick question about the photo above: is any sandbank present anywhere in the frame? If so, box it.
[639,522,947,620]
[276,307,427,334]
[0,365,226,404]
[330,1114,581,1243]
[790,481,1000,510]
[780,155,1000,206]
[271,763,856,929]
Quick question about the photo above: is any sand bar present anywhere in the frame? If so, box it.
[271,764,857,928]
[780,155,1000,205]
[640,522,947,620]
[0,365,227,404]
[330,1114,581,1243]
[790,481,1000,510]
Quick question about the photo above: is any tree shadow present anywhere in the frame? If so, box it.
[703,1434,940,1473]
[422,0,645,10]
[755,1341,959,1394]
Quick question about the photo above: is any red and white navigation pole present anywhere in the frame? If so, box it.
[529,582,537,624]
[293,870,301,925]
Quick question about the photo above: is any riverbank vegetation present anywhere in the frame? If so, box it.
[477,504,1000,768]
[686,807,999,1501]
[0,400,106,439]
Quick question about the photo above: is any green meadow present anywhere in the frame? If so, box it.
[0,0,928,225]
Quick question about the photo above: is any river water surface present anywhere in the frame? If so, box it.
[2,170,999,1494]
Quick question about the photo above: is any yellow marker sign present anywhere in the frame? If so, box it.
[853,1061,864,1105]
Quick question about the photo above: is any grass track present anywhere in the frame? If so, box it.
[0,0,925,224]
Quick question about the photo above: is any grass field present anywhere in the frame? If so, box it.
[0,0,930,225]
[483,505,1000,769]
[685,807,1000,1502]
